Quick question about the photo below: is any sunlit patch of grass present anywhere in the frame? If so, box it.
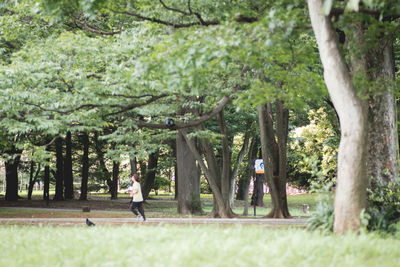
[0,225,399,267]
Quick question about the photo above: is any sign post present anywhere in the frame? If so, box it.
[254,159,264,174]
[253,159,264,216]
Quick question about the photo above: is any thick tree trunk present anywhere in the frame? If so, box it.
[141,151,159,200]
[308,0,368,233]
[176,132,201,214]
[64,131,74,199]
[53,137,64,201]
[180,129,234,218]
[366,41,398,186]
[218,111,233,213]
[257,102,291,218]
[80,132,89,201]
[5,155,21,201]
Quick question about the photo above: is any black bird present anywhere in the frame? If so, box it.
[86,218,95,226]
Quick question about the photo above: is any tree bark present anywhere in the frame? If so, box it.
[251,173,264,207]
[366,40,398,186]
[53,137,64,201]
[64,131,74,199]
[180,128,234,218]
[110,160,119,199]
[237,137,257,201]
[43,164,50,203]
[94,132,114,198]
[229,128,250,207]
[176,132,201,214]
[308,0,368,234]
[257,102,291,218]
[141,151,159,200]
[5,154,21,201]
[27,161,40,200]
[80,132,89,200]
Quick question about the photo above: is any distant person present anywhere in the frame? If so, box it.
[130,173,146,222]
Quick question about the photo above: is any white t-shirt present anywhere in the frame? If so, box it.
[132,181,143,202]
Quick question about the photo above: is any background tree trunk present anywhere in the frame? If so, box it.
[110,160,119,199]
[79,132,89,201]
[43,165,50,203]
[141,151,159,200]
[366,40,398,186]
[257,102,291,218]
[176,132,201,214]
[53,137,64,201]
[229,127,250,207]
[5,154,21,201]
[64,131,74,199]
[27,161,40,200]
[251,173,264,207]
[237,137,258,201]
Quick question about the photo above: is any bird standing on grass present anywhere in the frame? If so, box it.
[86,218,95,226]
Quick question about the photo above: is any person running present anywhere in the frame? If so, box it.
[129,173,146,222]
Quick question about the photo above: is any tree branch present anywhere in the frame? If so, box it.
[134,94,231,130]
[73,16,122,35]
[112,9,206,28]
[159,0,190,15]
[24,94,168,116]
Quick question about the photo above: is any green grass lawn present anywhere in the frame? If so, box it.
[0,225,399,267]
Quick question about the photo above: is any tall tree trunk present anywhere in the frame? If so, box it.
[257,102,291,218]
[251,173,264,207]
[229,128,250,207]
[141,151,159,200]
[5,154,21,201]
[64,131,74,199]
[218,111,233,214]
[53,137,64,201]
[94,132,113,197]
[180,129,234,218]
[366,40,398,186]
[130,156,138,175]
[43,159,50,203]
[308,0,368,233]
[110,160,119,199]
[237,137,257,201]
[80,132,89,200]
[27,161,40,200]
[176,132,201,214]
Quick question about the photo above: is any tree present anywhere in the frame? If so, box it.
[307,0,399,233]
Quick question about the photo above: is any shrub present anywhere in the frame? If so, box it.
[366,180,400,234]
[307,193,334,232]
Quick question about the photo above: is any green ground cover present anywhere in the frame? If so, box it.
[0,225,399,267]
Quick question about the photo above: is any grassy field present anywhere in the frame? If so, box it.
[0,225,399,267]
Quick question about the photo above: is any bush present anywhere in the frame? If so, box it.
[366,180,400,234]
[152,176,171,194]
[307,193,334,232]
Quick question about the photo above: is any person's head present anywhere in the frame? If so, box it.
[132,173,140,183]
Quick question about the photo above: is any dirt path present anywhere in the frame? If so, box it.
[0,217,308,226]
